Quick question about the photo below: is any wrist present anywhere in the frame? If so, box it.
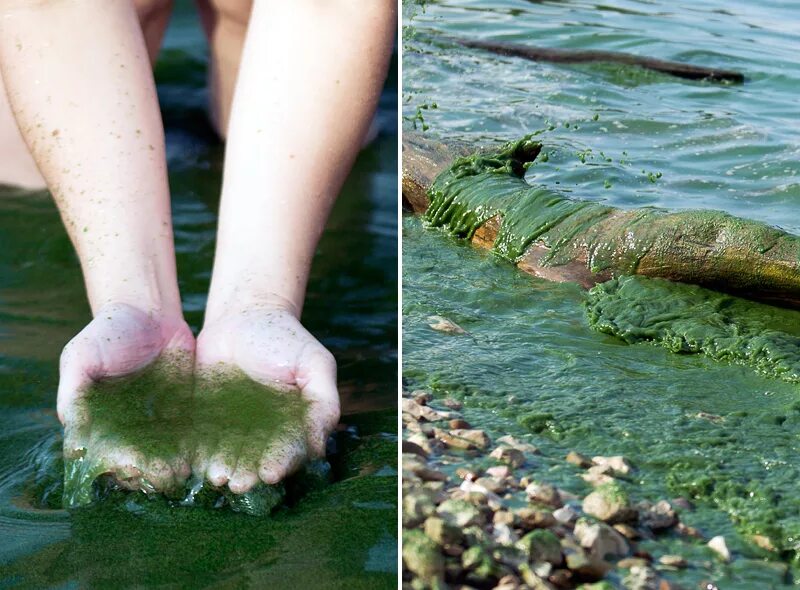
[203,286,300,328]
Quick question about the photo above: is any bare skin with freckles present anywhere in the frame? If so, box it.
[0,0,394,495]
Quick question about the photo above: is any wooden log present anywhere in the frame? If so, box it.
[402,133,800,308]
[452,37,745,83]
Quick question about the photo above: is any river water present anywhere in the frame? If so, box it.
[403,0,800,587]
[0,4,398,588]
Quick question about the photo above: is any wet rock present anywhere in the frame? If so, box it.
[617,557,650,569]
[518,564,558,590]
[564,548,611,580]
[658,554,687,568]
[493,522,519,546]
[581,466,616,487]
[443,397,463,410]
[487,465,512,479]
[751,534,776,552]
[547,568,573,588]
[638,500,677,531]
[591,456,634,476]
[424,515,463,546]
[566,451,592,468]
[491,446,526,468]
[525,482,563,508]
[403,488,438,527]
[517,529,564,566]
[573,518,630,559]
[437,498,485,528]
[675,522,703,540]
[493,509,516,527]
[402,439,429,458]
[474,477,505,494]
[436,428,491,450]
[407,432,436,455]
[623,565,660,590]
[403,398,446,422]
[552,505,579,525]
[428,315,467,334]
[582,482,636,524]
[450,418,472,430]
[517,507,558,530]
[494,574,523,590]
[413,391,433,405]
[613,523,640,540]
[462,545,501,582]
[497,435,540,454]
[403,529,445,583]
[707,535,731,562]
[578,582,617,590]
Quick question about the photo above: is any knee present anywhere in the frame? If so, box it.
[208,0,253,29]
[133,0,172,23]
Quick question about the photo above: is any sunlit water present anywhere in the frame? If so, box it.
[0,4,397,588]
[403,1,800,587]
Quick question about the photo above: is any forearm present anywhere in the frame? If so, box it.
[0,0,181,317]
[205,0,395,322]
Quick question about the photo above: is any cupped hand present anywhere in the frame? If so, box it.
[194,308,340,493]
[59,302,196,496]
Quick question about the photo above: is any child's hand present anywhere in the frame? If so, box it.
[195,308,340,492]
[59,303,195,493]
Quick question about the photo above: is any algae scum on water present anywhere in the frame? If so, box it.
[62,361,313,515]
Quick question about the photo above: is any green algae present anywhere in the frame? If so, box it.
[62,362,310,511]
[425,138,800,299]
[586,275,800,384]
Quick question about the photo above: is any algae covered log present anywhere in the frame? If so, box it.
[451,37,745,83]
[402,133,800,308]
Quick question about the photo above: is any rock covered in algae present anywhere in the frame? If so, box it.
[586,274,800,383]
[425,136,800,303]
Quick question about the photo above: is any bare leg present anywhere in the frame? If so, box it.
[0,0,192,490]
[195,0,396,492]
[195,0,252,138]
[0,0,173,190]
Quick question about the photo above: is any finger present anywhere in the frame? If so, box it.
[258,437,308,485]
[140,457,176,493]
[56,334,98,425]
[228,468,259,494]
[297,348,340,458]
[206,453,235,488]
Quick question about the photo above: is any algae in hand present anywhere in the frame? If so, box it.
[63,362,311,513]
[586,275,800,383]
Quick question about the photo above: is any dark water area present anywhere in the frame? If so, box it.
[0,4,398,588]
[403,1,800,586]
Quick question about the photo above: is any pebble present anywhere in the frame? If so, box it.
[658,554,687,568]
[449,418,471,429]
[490,446,526,468]
[707,535,731,562]
[582,482,636,523]
[427,315,467,334]
[573,518,630,559]
[497,435,540,454]
[566,451,592,468]
[525,482,563,507]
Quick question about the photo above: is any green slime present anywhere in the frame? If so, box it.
[586,275,800,384]
[63,362,310,514]
[425,138,800,295]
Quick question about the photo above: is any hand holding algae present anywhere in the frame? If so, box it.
[62,359,323,515]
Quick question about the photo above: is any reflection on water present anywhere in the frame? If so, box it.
[0,3,397,587]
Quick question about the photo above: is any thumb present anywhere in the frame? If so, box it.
[298,348,340,458]
[56,334,99,426]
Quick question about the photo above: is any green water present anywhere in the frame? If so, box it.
[404,2,800,586]
[0,3,397,588]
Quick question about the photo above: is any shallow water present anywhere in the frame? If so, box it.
[404,0,800,587]
[0,4,397,588]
